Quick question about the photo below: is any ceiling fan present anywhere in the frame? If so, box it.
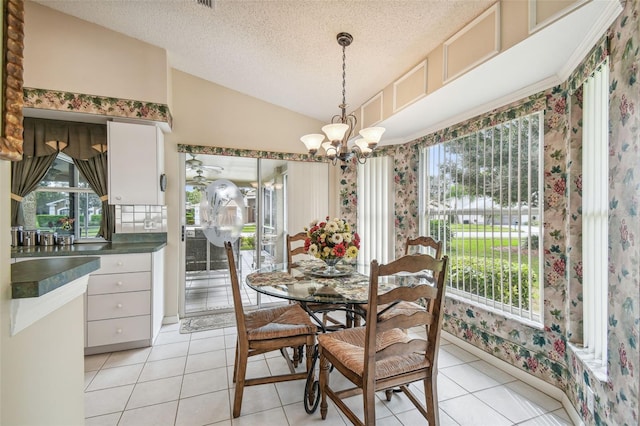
[186,154,224,173]
[186,168,214,189]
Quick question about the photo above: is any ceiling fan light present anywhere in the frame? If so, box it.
[300,133,325,154]
[186,158,203,168]
[359,127,385,147]
[322,123,349,142]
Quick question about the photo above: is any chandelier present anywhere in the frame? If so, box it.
[300,32,385,169]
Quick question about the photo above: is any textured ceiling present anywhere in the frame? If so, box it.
[32,0,494,123]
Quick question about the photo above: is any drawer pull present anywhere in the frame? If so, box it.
[116,281,123,286]
[116,303,123,309]
[116,328,123,334]
[117,261,124,266]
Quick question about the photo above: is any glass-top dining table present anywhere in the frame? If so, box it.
[245,257,433,413]
[245,258,387,330]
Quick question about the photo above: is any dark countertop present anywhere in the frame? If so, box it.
[11,257,101,299]
[11,241,167,258]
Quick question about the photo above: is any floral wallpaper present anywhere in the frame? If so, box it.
[339,0,638,424]
[23,88,173,129]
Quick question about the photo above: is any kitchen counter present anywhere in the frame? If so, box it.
[11,232,167,258]
[11,241,166,258]
[9,256,101,336]
[11,256,101,298]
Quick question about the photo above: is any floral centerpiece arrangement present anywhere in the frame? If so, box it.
[304,217,360,263]
[58,216,75,231]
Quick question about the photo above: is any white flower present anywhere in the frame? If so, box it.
[325,221,339,233]
[308,244,318,256]
[343,233,352,243]
[330,233,343,244]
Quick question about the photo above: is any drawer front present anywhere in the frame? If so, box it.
[87,291,150,321]
[95,253,151,274]
[87,315,150,347]
[88,272,151,295]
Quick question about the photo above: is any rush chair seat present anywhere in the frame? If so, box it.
[224,241,317,418]
[318,253,449,426]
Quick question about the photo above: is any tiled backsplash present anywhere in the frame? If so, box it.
[115,205,167,233]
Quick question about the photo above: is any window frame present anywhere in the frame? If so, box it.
[419,110,544,324]
[30,152,105,241]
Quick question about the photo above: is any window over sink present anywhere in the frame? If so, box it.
[22,152,104,240]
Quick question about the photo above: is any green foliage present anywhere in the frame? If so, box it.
[429,220,454,247]
[522,234,539,249]
[36,214,101,228]
[240,236,255,250]
[449,256,533,310]
[186,190,202,205]
[37,215,67,228]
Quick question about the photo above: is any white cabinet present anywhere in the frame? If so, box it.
[108,121,165,205]
[85,251,165,354]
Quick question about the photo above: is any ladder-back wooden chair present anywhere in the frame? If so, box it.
[318,253,449,425]
[360,236,443,323]
[286,231,309,268]
[286,232,352,330]
[224,241,317,418]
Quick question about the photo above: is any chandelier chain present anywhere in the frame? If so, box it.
[341,43,347,113]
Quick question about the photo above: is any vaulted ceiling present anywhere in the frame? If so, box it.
[33,0,620,145]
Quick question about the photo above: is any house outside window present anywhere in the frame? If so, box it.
[22,153,103,239]
[420,110,544,323]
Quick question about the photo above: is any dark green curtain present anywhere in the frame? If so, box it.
[12,117,114,239]
[10,153,57,226]
[73,153,114,241]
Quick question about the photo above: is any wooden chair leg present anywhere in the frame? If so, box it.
[362,383,376,426]
[232,340,239,383]
[319,351,330,420]
[424,374,439,425]
[233,349,248,418]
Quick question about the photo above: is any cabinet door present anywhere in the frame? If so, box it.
[108,121,163,205]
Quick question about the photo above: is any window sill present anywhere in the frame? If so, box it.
[568,343,608,382]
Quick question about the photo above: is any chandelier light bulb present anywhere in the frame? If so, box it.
[322,142,338,160]
[354,139,372,156]
[359,126,386,148]
[300,133,325,155]
[322,123,349,143]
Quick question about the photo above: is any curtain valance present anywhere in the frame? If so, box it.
[23,117,107,159]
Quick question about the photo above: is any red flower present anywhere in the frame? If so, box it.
[332,244,346,257]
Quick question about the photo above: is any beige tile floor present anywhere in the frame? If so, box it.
[84,322,574,426]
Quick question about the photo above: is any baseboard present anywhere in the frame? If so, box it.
[162,314,179,325]
[442,331,583,425]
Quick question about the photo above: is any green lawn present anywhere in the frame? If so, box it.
[448,235,541,312]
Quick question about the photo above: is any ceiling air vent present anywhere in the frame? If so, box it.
[196,0,214,8]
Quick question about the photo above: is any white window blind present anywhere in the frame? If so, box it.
[357,156,394,265]
[285,161,329,234]
[420,111,543,323]
[582,59,609,367]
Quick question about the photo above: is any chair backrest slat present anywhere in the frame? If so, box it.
[224,241,247,338]
[405,236,443,259]
[363,253,449,384]
[286,232,308,266]
[377,311,434,333]
[377,284,437,306]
